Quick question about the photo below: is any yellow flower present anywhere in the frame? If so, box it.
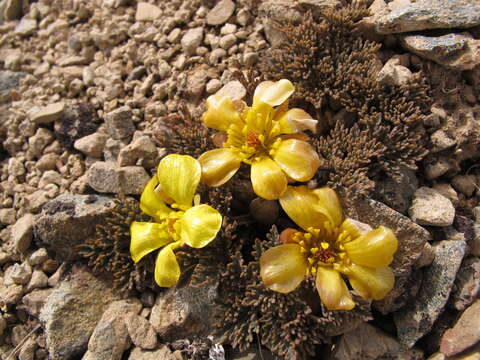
[198,79,321,200]
[260,186,398,310]
[130,154,222,287]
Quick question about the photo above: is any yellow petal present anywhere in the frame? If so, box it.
[130,221,172,263]
[202,94,242,131]
[279,185,330,231]
[339,218,372,239]
[180,204,222,248]
[312,187,344,228]
[277,108,318,134]
[344,226,398,268]
[154,241,182,287]
[272,139,321,182]
[140,177,171,219]
[260,244,308,293]
[157,154,201,210]
[253,79,295,107]
[251,156,287,200]
[198,148,242,187]
[315,267,355,310]
[339,264,395,300]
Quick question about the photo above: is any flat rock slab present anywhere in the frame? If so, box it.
[376,0,480,34]
[394,240,466,347]
[401,33,480,71]
[40,265,120,360]
[30,102,65,124]
[34,194,116,261]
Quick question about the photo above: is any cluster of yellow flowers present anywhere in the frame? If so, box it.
[130,79,398,310]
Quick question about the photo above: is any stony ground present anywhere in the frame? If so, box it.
[0,0,479,359]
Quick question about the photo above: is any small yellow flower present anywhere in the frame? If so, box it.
[260,186,398,310]
[198,79,321,200]
[130,154,222,287]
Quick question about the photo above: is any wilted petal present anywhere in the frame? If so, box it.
[140,177,171,219]
[339,263,395,300]
[312,187,344,228]
[154,241,182,287]
[279,185,330,231]
[272,139,321,182]
[277,108,318,134]
[198,148,242,187]
[344,226,398,268]
[202,94,241,131]
[251,156,287,200]
[157,154,201,210]
[316,267,355,310]
[130,221,171,263]
[253,79,295,107]
[260,244,308,293]
[180,204,222,248]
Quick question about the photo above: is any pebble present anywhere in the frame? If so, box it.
[209,48,227,65]
[206,0,235,26]
[15,18,38,36]
[449,257,480,311]
[125,312,158,349]
[22,289,54,317]
[11,213,35,254]
[425,157,453,180]
[36,153,59,171]
[74,132,108,158]
[220,23,237,35]
[117,136,158,167]
[451,174,477,197]
[25,269,48,292]
[409,187,455,227]
[87,162,150,195]
[29,102,65,124]
[244,52,258,67]
[28,127,55,158]
[377,57,413,86]
[432,183,459,206]
[0,208,16,225]
[236,9,252,26]
[206,79,222,94]
[430,130,456,152]
[105,106,135,141]
[181,27,204,56]
[4,0,23,20]
[215,80,246,102]
[135,2,162,22]
[8,262,32,285]
[28,248,49,266]
[219,34,237,50]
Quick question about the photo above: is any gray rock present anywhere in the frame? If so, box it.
[394,240,466,347]
[86,162,150,195]
[34,194,116,261]
[0,70,26,102]
[430,130,456,152]
[331,323,423,360]
[128,346,177,360]
[117,136,158,167]
[83,300,142,360]
[413,242,435,269]
[346,197,431,313]
[74,132,108,158]
[376,0,480,34]
[374,165,418,213]
[215,80,246,102]
[11,213,35,254]
[0,208,15,225]
[15,17,37,36]
[206,0,235,26]
[187,69,208,103]
[125,312,158,350]
[105,106,135,141]
[401,33,480,71]
[449,257,480,311]
[8,262,32,285]
[20,288,54,317]
[150,284,220,341]
[409,187,455,227]
[377,57,413,86]
[40,265,120,360]
[181,27,203,56]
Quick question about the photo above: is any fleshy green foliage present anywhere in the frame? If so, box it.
[261,2,432,197]
[77,197,155,294]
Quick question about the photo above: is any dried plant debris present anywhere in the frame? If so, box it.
[261,2,432,197]
[154,101,216,158]
[215,227,371,359]
[77,197,155,294]
[170,337,225,360]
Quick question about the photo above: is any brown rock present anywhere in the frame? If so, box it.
[29,103,65,124]
[135,2,162,21]
[449,257,480,311]
[125,313,158,350]
[128,346,177,360]
[86,162,150,195]
[21,288,54,317]
[206,0,235,26]
[11,213,35,254]
[409,187,455,227]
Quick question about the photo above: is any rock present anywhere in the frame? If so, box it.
[83,300,142,360]
[219,34,236,50]
[34,194,116,261]
[0,208,15,225]
[181,27,203,56]
[26,269,48,292]
[40,265,120,360]
[449,257,480,311]
[331,323,423,360]
[15,17,37,36]
[374,165,418,213]
[0,283,23,306]
[187,69,208,103]
[377,57,413,86]
[249,198,279,225]
[28,248,49,266]
[206,79,222,94]
[8,262,32,285]
[11,213,34,254]
[413,242,435,269]
[128,346,177,360]
[431,130,456,152]
[3,0,22,20]
[215,80,246,102]
[346,197,431,313]
[400,33,480,71]
[394,240,466,347]
[409,187,455,227]
[29,102,65,124]
[28,127,54,158]
[21,288,53,317]
[18,337,36,360]
[432,183,459,206]
[0,315,6,338]
[0,70,26,102]
[425,157,454,180]
[451,175,477,197]
[86,162,149,195]
[376,0,480,34]
[74,132,108,158]
[206,0,235,26]
[135,2,162,21]
[117,136,158,167]
[209,48,226,65]
[125,313,158,350]
[440,300,480,356]
[150,284,220,341]
[105,106,135,141]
